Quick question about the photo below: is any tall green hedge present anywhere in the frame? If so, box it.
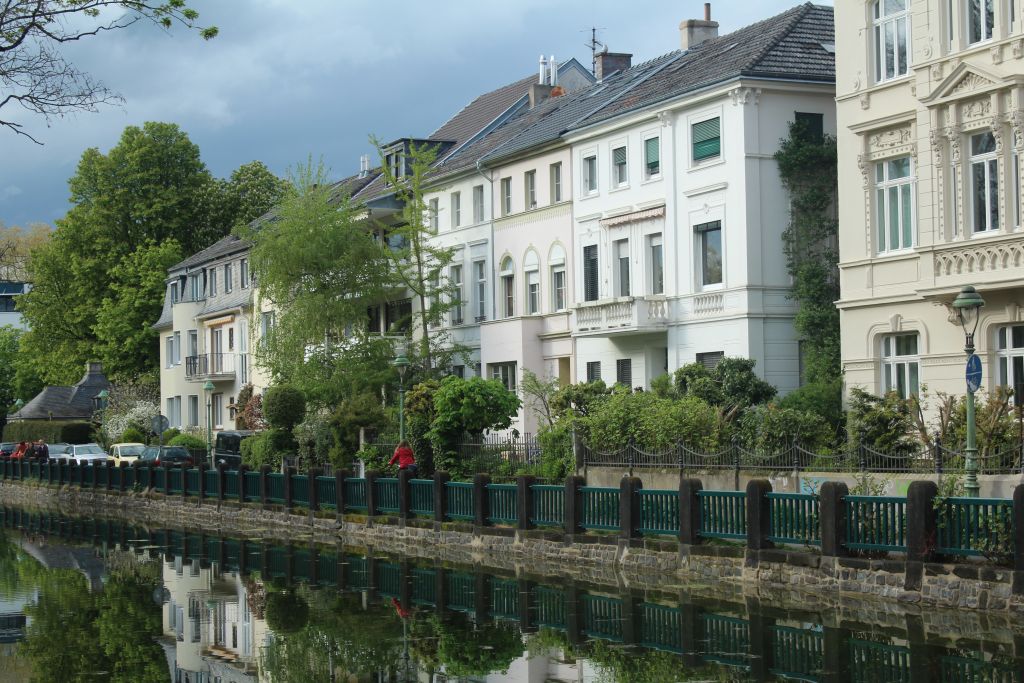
[2,421,93,444]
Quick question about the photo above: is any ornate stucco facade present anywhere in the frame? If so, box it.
[838,0,1024,406]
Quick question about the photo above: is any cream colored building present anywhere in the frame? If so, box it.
[837,0,1024,406]
[154,235,272,435]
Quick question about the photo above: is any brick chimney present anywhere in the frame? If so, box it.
[595,51,633,81]
[680,3,719,50]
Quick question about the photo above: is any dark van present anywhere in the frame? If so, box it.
[214,430,255,469]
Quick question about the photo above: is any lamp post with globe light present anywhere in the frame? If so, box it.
[952,285,985,498]
[392,353,410,442]
[203,380,215,466]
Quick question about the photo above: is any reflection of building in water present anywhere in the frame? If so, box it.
[160,555,268,683]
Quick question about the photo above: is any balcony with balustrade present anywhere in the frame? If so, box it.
[572,297,670,337]
[185,353,247,381]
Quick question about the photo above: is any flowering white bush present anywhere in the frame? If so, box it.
[103,399,159,442]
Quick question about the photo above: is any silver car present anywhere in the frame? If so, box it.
[61,443,108,464]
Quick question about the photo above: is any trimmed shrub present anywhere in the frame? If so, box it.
[263,386,307,432]
[120,427,146,444]
[161,428,181,443]
[239,429,292,469]
[167,433,206,449]
[2,420,92,444]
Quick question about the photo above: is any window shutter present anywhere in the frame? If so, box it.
[692,118,721,160]
[645,137,660,172]
[583,245,599,302]
[613,147,627,165]
[616,358,632,387]
[586,361,601,382]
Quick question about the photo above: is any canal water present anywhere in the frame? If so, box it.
[0,506,1021,682]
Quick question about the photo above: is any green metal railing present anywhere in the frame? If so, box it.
[767,493,820,545]
[845,496,906,552]
[698,491,747,540]
[640,603,682,653]
[344,478,367,511]
[266,473,285,504]
[581,594,623,642]
[411,568,437,606]
[702,614,750,668]
[204,469,219,496]
[291,474,309,507]
[447,572,475,612]
[770,625,823,681]
[936,497,1014,557]
[223,471,238,501]
[489,577,519,620]
[531,484,564,527]
[849,639,910,683]
[410,479,434,516]
[375,478,400,514]
[580,486,619,531]
[446,481,474,521]
[535,585,567,629]
[486,483,518,525]
[185,468,201,496]
[242,471,260,501]
[376,561,401,598]
[316,476,337,509]
[638,489,679,536]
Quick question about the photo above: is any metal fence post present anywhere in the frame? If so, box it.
[933,437,943,475]
[732,437,741,491]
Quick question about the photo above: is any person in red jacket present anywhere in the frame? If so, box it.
[388,440,417,475]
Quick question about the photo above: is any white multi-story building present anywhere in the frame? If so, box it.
[565,4,835,391]
[836,0,1024,407]
[154,236,270,434]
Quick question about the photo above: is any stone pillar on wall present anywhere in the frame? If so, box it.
[619,476,643,540]
[746,479,773,551]
[819,482,849,558]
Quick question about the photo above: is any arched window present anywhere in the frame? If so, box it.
[524,250,540,314]
[500,256,515,318]
[548,244,567,311]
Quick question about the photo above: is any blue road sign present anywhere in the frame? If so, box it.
[966,354,982,393]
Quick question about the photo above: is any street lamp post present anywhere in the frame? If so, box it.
[392,353,410,442]
[952,285,986,498]
[203,380,215,466]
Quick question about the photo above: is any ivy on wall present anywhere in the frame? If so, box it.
[774,120,841,385]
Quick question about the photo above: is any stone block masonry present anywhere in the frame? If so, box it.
[0,478,1021,613]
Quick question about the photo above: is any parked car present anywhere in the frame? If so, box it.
[63,444,108,463]
[109,442,146,465]
[214,430,255,470]
[0,443,15,458]
[138,446,193,467]
[47,443,71,459]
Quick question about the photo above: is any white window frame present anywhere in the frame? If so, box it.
[695,220,723,289]
[611,144,628,188]
[968,0,995,44]
[525,170,537,209]
[208,268,217,296]
[582,153,598,195]
[212,393,224,429]
[170,282,179,304]
[173,331,181,366]
[450,264,464,326]
[613,238,630,297]
[500,257,515,318]
[873,0,910,83]
[474,259,487,321]
[188,395,199,428]
[451,191,461,228]
[165,336,174,369]
[970,131,1000,234]
[490,361,517,391]
[224,263,233,293]
[552,266,566,312]
[526,269,540,315]
[643,134,661,180]
[875,156,915,252]
[429,198,439,231]
[550,162,562,203]
[473,185,485,223]
[500,177,512,216]
[997,324,1024,402]
[240,258,249,289]
[881,333,920,398]
[648,233,664,295]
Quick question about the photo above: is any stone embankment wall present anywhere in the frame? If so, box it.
[1,479,1021,614]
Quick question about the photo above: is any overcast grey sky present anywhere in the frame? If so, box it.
[0,0,831,228]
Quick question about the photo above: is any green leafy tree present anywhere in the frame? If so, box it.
[329,392,390,464]
[581,391,723,452]
[94,567,167,683]
[736,403,833,453]
[674,357,776,417]
[92,240,183,382]
[17,122,269,383]
[0,1,216,143]
[428,376,520,474]
[241,159,396,408]
[0,326,43,430]
[847,388,918,456]
[778,379,844,437]
[775,120,840,384]
[265,589,311,634]
[219,160,290,231]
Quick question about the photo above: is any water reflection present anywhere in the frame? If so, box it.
[0,506,1021,682]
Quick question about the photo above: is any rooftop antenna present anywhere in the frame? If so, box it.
[582,27,606,76]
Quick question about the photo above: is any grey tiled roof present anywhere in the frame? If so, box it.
[171,235,249,272]
[575,3,834,129]
[9,363,110,421]
[199,287,252,318]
